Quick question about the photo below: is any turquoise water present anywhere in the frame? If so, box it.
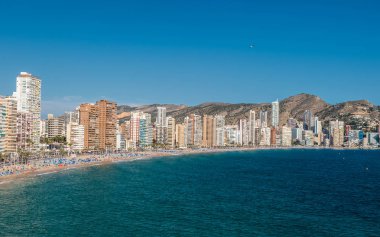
[0,149,379,236]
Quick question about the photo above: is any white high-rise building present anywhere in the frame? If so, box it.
[225,125,239,145]
[239,119,249,146]
[130,111,141,148]
[66,122,85,151]
[156,107,167,144]
[213,115,225,147]
[248,110,256,146]
[259,127,271,146]
[166,116,176,148]
[314,117,322,135]
[15,72,41,148]
[259,111,268,128]
[281,126,292,147]
[40,120,47,138]
[129,111,153,148]
[139,113,153,148]
[0,98,7,153]
[156,107,167,126]
[271,99,279,127]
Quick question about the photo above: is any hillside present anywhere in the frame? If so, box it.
[117,94,380,131]
[279,93,330,125]
[316,100,380,130]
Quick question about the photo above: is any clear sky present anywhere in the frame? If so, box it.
[0,0,379,116]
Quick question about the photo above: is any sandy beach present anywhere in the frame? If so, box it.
[0,147,259,184]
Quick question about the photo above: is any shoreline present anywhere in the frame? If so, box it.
[1,147,378,185]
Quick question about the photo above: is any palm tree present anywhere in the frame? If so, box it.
[26,138,34,152]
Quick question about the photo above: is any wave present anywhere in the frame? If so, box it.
[36,171,58,176]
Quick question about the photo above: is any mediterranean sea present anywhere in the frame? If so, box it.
[1,149,379,236]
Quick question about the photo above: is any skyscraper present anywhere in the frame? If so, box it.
[314,117,322,135]
[79,100,117,150]
[259,110,268,128]
[4,96,18,154]
[16,112,33,151]
[202,115,214,147]
[0,99,6,153]
[139,113,153,148]
[281,126,292,147]
[259,127,271,146]
[271,99,279,127]
[248,110,256,146]
[46,114,65,138]
[213,115,225,147]
[175,124,186,148]
[329,120,345,147]
[156,107,167,144]
[0,96,18,154]
[166,116,176,148]
[303,110,313,130]
[130,111,141,148]
[185,114,202,147]
[225,125,239,145]
[66,122,85,151]
[239,119,248,146]
[15,72,41,149]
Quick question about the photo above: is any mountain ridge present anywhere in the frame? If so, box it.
[117,93,380,131]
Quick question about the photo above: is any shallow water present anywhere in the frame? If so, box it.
[0,149,379,236]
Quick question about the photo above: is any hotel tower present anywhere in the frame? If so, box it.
[15,72,41,149]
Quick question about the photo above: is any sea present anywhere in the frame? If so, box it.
[0,149,379,236]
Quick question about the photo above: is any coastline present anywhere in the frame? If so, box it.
[1,146,378,185]
[0,148,255,184]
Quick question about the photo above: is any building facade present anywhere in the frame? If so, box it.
[15,72,41,148]
[166,116,176,148]
[271,99,280,127]
[79,100,117,150]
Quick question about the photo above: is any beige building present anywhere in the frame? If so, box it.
[281,126,292,147]
[16,112,33,151]
[166,116,176,148]
[184,114,202,147]
[329,120,344,147]
[175,124,186,148]
[0,96,18,154]
[0,100,6,153]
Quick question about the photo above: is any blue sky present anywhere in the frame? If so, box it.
[0,0,379,116]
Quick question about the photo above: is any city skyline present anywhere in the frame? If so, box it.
[1,2,380,236]
[1,0,380,115]
[1,71,380,118]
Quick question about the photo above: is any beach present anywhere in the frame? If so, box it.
[0,147,258,184]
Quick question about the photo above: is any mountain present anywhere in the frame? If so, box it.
[117,104,187,121]
[117,94,380,131]
[279,93,330,125]
[316,100,380,130]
